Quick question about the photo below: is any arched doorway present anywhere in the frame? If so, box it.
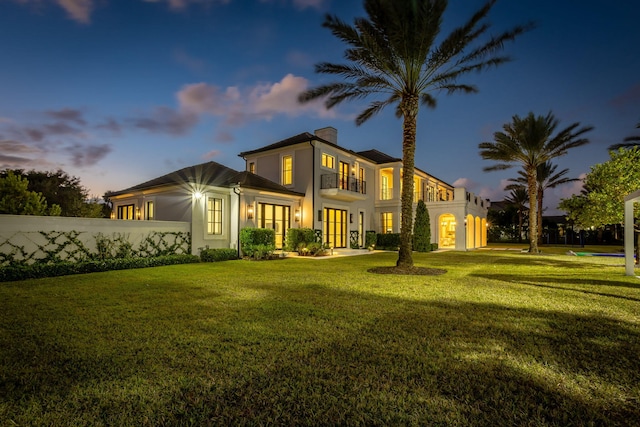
[481,218,487,246]
[466,214,474,249]
[475,216,481,248]
[439,213,456,249]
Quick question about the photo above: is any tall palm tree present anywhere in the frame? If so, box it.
[479,112,592,253]
[505,161,579,241]
[299,0,532,268]
[504,187,529,243]
[609,122,640,150]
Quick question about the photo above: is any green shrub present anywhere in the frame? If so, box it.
[200,248,238,262]
[365,230,377,249]
[376,233,401,250]
[94,232,116,260]
[240,228,276,260]
[285,228,316,252]
[413,200,431,252]
[0,254,200,282]
[431,243,439,251]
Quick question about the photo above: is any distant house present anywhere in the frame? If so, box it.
[109,127,489,253]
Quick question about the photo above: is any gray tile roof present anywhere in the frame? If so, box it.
[226,171,304,196]
[356,149,402,164]
[109,161,302,197]
[238,132,318,157]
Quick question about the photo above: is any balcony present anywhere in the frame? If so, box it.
[320,173,367,201]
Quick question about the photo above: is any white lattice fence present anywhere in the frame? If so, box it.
[0,215,191,266]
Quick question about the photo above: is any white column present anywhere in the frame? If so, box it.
[625,197,635,276]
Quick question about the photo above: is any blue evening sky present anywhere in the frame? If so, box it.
[1,0,638,214]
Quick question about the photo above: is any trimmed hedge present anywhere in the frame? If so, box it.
[200,248,238,262]
[365,230,377,249]
[413,200,431,252]
[376,233,401,250]
[240,228,276,259]
[285,228,317,252]
[0,254,200,282]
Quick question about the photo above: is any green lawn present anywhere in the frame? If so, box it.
[1,250,638,426]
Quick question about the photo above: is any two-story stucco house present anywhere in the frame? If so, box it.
[109,127,488,253]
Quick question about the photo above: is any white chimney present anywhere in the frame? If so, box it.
[314,127,338,145]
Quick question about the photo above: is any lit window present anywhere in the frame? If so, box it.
[207,198,223,235]
[117,204,135,220]
[381,212,393,234]
[249,162,255,174]
[381,175,392,200]
[145,201,154,220]
[282,155,293,185]
[321,153,335,169]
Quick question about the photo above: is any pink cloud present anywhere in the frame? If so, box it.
[202,149,221,160]
[251,73,334,119]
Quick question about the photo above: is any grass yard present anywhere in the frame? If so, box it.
[1,249,639,426]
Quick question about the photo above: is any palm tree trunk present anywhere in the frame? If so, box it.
[537,187,543,242]
[527,169,539,253]
[517,210,523,243]
[397,96,418,268]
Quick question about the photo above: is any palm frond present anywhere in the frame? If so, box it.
[355,96,397,126]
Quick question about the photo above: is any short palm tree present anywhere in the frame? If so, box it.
[479,112,592,253]
[609,122,640,150]
[299,0,531,268]
[504,187,529,243]
[505,161,579,241]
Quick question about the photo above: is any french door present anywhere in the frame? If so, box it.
[257,203,290,249]
[323,207,347,248]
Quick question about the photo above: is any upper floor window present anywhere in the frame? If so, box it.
[339,161,349,190]
[321,153,335,169]
[207,197,223,235]
[249,162,255,174]
[282,155,293,185]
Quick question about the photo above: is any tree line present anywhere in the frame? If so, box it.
[0,169,111,218]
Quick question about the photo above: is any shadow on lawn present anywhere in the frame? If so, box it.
[442,252,593,270]
[2,281,639,426]
[472,272,640,301]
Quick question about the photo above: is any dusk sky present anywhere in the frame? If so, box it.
[1,0,638,214]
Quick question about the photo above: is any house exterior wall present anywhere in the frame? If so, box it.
[241,142,314,228]
[241,131,488,250]
[112,185,238,255]
[109,128,490,252]
[191,188,234,252]
[312,141,377,240]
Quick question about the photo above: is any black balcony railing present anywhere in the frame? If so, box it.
[321,174,366,194]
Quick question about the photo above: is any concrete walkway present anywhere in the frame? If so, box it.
[280,248,378,259]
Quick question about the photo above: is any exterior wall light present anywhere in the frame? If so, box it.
[294,209,301,222]
[194,191,204,200]
[135,207,141,220]
[247,204,254,220]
